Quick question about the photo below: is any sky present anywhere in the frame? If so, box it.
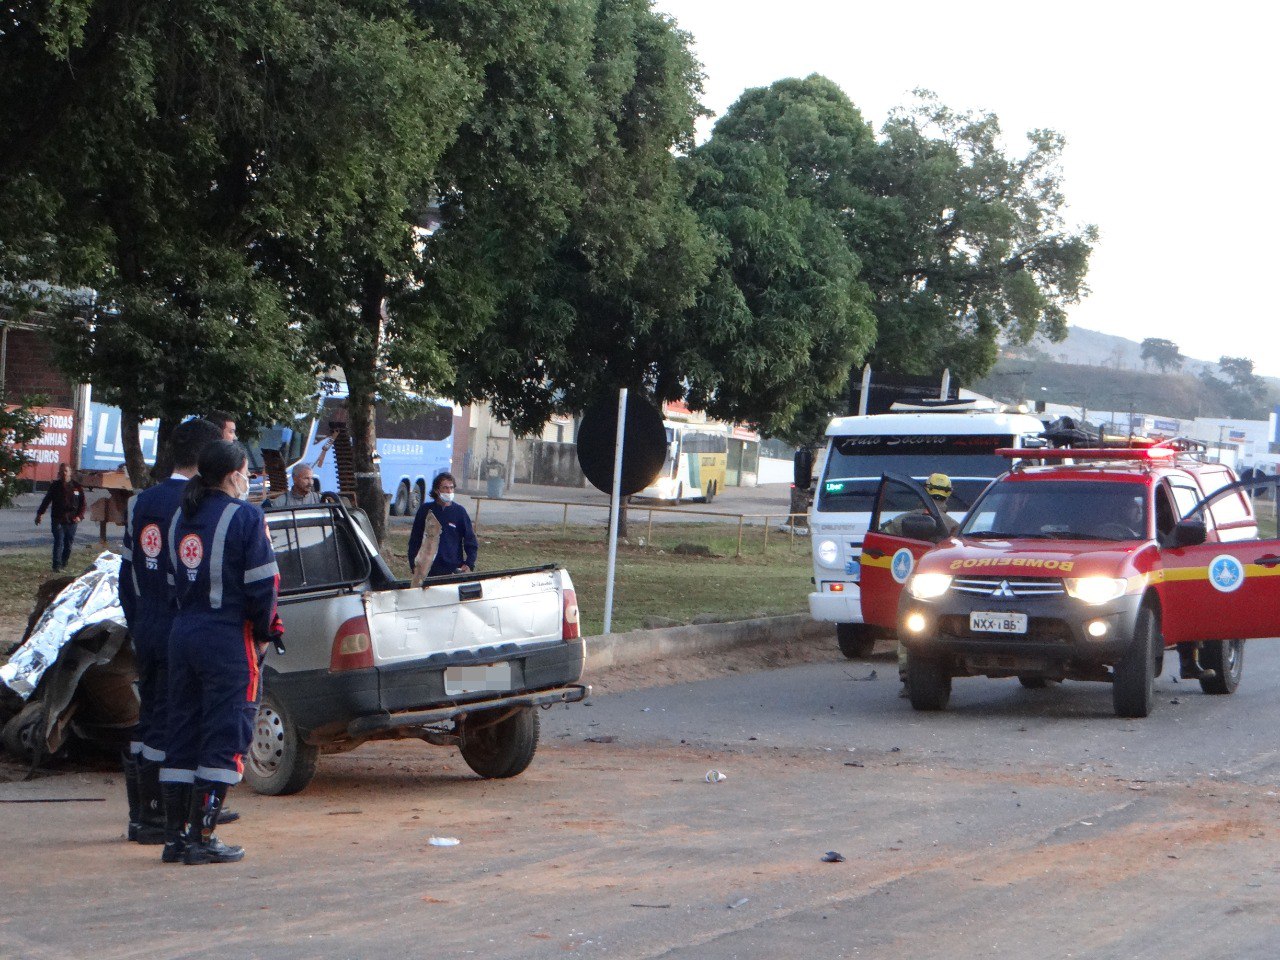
[655,1,1280,376]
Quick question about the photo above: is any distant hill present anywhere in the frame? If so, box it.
[969,326,1280,421]
[1022,326,1277,388]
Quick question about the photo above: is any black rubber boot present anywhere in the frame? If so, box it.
[161,783,192,864]
[1178,643,1216,681]
[135,759,166,845]
[183,781,245,865]
[218,806,241,825]
[123,752,163,844]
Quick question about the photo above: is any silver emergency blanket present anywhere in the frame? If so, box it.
[0,552,127,700]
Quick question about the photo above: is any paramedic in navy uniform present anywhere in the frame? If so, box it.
[407,472,478,578]
[118,417,223,845]
[160,440,282,865]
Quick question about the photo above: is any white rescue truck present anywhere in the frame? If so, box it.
[806,403,1045,658]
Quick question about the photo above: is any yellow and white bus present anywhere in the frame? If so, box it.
[639,421,729,503]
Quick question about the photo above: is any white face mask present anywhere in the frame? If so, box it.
[234,470,250,500]
[438,491,455,504]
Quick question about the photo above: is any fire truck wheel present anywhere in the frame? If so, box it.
[1113,605,1157,718]
[1198,639,1244,695]
[906,656,951,711]
[836,624,876,659]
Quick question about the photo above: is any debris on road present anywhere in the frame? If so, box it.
[584,735,616,743]
[844,761,865,768]
[428,836,460,847]
[727,897,749,909]
[821,851,846,863]
[705,769,727,783]
[630,903,671,909]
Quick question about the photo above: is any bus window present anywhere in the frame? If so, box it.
[375,402,452,442]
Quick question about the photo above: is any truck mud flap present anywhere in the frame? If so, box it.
[345,684,590,738]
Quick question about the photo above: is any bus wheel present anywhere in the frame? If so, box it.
[705,480,717,503]
[391,481,410,516]
[411,481,425,514]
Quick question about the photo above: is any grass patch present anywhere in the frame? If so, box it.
[385,521,810,635]
[0,522,811,638]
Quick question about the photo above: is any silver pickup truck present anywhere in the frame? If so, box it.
[251,500,588,795]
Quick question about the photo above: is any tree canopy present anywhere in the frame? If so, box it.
[1140,337,1183,373]
[703,76,1096,393]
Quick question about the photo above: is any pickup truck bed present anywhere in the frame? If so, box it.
[252,501,586,794]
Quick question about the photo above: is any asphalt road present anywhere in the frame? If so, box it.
[4,642,1280,959]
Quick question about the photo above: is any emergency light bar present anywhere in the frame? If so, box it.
[996,447,1177,461]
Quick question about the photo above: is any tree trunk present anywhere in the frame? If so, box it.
[119,409,151,489]
[149,416,179,484]
[348,269,388,545]
[617,496,629,540]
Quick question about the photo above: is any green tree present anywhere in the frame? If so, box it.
[440,0,715,432]
[1140,337,1183,373]
[682,138,875,441]
[3,0,462,488]
[0,401,47,509]
[707,77,1096,388]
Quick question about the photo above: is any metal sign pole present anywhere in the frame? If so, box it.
[603,388,628,635]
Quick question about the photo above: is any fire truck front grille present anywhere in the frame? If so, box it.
[952,577,1065,598]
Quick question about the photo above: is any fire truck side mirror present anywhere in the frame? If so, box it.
[793,449,814,489]
[1172,519,1207,548]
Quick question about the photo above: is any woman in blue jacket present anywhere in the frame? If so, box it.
[159,441,282,865]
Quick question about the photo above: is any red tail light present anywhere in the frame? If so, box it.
[562,588,580,641]
[330,615,374,672]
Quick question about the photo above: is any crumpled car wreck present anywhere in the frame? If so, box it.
[0,553,139,763]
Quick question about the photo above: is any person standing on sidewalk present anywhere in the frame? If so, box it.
[118,418,224,845]
[160,440,282,865]
[34,463,86,572]
[408,472,477,578]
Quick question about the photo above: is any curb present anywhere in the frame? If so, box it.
[585,614,878,672]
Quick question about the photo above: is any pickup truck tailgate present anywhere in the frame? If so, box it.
[365,568,565,666]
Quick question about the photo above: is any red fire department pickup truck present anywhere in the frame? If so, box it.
[856,442,1278,718]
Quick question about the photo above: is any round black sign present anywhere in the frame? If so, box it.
[576,396,667,497]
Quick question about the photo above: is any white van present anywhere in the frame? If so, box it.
[807,406,1045,657]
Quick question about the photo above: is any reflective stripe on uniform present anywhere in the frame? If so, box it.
[195,765,242,785]
[167,509,182,581]
[208,502,242,610]
[159,767,196,784]
[125,494,140,596]
[244,561,279,584]
[140,744,166,762]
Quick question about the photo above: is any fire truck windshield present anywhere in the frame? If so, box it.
[960,480,1148,541]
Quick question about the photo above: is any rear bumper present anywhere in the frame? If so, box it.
[346,684,590,738]
[266,638,586,742]
[809,590,863,624]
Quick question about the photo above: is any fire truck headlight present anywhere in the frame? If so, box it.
[905,611,928,634]
[907,573,952,600]
[1064,577,1128,605]
[817,539,840,568]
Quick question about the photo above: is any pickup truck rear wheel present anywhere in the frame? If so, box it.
[906,655,951,711]
[1199,639,1244,695]
[459,706,539,779]
[245,692,320,796]
[1113,605,1157,718]
[836,624,876,659]
[1017,676,1048,689]
[1,701,46,762]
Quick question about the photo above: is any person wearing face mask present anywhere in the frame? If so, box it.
[159,440,283,865]
[407,472,477,578]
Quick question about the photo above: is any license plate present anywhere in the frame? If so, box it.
[444,663,512,696]
[970,612,1028,634]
